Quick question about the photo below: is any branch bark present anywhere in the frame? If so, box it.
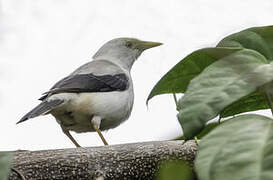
[10,140,197,180]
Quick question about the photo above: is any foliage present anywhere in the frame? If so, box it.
[147,48,242,103]
[156,160,194,180]
[0,152,12,180]
[149,25,273,180]
[177,49,273,139]
[196,114,273,180]
[148,25,273,138]
[176,122,219,140]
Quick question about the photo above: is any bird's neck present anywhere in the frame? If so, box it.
[93,55,136,71]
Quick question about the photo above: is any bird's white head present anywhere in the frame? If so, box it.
[93,38,162,70]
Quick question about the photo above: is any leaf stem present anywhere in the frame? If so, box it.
[173,94,179,111]
[264,89,273,117]
[194,136,199,145]
[218,116,221,124]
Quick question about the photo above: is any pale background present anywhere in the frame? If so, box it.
[0,0,272,150]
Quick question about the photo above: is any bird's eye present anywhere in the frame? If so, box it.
[125,41,133,48]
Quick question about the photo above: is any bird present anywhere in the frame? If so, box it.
[17,38,162,147]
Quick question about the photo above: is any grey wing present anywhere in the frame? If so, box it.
[39,73,129,100]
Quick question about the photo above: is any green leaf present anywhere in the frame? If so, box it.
[177,49,273,139]
[0,152,12,180]
[195,114,273,180]
[157,160,194,180]
[195,122,220,139]
[146,48,242,104]
[220,90,268,118]
[148,25,273,105]
[217,25,273,60]
[217,25,273,117]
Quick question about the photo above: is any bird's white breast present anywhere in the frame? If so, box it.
[49,86,134,133]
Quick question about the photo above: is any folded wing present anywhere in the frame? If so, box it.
[39,73,129,100]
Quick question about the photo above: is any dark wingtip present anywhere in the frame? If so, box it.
[16,116,29,124]
[38,94,48,101]
[16,119,25,124]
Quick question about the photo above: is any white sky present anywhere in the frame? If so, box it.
[0,0,272,150]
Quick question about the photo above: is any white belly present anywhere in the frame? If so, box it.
[49,88,134,133]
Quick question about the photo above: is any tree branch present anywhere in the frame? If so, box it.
[9,140,197,180]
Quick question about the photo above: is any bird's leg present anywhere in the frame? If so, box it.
[60,125,81,148]
[91,116,108,145]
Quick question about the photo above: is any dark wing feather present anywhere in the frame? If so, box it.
[39,73,129,100]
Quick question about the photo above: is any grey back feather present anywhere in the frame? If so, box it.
[71,60,124,75]
[39,60,130,100]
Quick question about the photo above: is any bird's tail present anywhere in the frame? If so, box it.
[17,99,64,124]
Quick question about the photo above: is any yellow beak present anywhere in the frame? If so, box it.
[138,41,163,50]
